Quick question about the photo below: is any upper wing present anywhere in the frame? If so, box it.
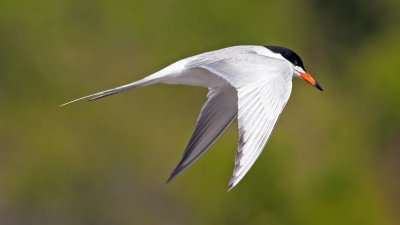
[198,55,293,190]
[229,77,291,190]
[167,85,238,182]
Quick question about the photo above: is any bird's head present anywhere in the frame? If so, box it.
[265,46,323,91]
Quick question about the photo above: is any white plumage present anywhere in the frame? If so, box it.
[62,45,322,190]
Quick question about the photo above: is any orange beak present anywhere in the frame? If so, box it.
[300,72,323,91]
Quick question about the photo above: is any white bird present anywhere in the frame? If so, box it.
[61,45,323,191]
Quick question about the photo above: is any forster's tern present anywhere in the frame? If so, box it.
[62,45,323,190]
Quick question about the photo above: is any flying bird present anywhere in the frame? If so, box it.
[61,45,323,191]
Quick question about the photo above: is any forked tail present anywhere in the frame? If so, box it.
[60,76,159,107]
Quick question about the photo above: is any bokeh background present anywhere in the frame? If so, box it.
[1,1,399,225]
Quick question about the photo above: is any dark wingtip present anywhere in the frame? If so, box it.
[165,165,182,184]
[227,184,234,192]
[315,82,323,91]
[165,173,176,184]
[165,176,174,184]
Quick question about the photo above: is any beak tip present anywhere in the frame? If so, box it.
[315,83,323,91]
[300,72,323,92]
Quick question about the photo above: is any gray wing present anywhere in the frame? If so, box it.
[228,75,292,190]
[167,85,238,182]
[197,56,292,190]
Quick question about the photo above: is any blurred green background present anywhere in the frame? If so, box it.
[1,1,399,224]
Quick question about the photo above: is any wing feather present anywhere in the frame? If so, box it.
[197,55,292,190]
[228,76,291,190]
[167,85,238,182]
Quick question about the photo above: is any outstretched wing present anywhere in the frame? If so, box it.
[167,85,238,182]
[197,55,293,190]
[228,76,291,190]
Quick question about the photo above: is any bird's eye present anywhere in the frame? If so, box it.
[293,60,298,65]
